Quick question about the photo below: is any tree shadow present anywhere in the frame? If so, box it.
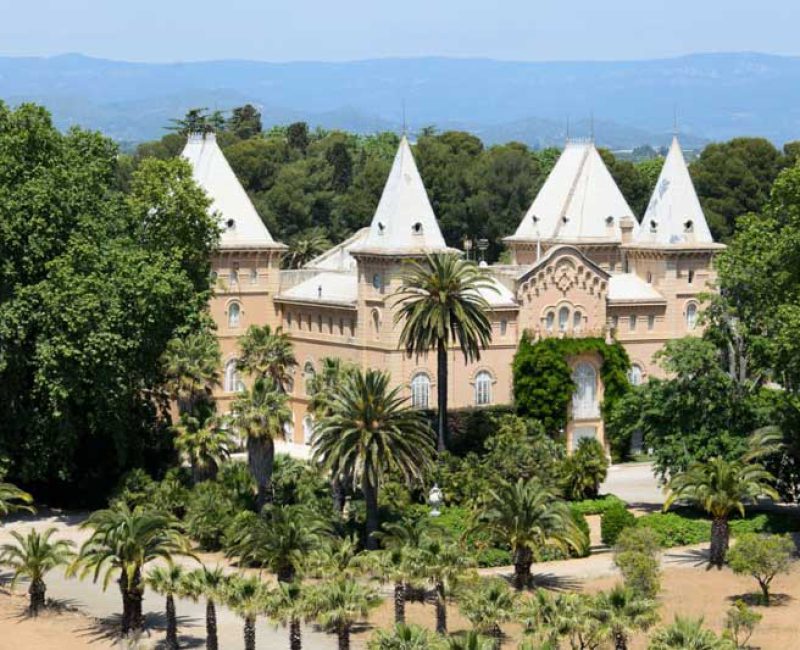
[662,547,711,568]
[530,572,583,592]
[727,592,793,608]
[2,508,90,527]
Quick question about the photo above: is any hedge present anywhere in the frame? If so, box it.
[569,494,626,516]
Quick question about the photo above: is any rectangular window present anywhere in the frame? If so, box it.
[629,315,637,331]
[648,315,655,330]
[612,315,619,329]
[500,319,508,336]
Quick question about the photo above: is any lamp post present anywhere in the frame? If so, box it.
[477,238,489,264]
[463,237,473,261]
[428,484,443,517]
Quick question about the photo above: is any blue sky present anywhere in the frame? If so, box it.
[2,0,797,62]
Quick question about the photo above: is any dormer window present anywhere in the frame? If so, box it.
[377,222,386,235]
[226,218,236,231]
[412,222,423,235]
[532,215,539,224]
[649,220,658,233]
[561,216,569,224]
[683,219,694,233]
[605,215,614,226]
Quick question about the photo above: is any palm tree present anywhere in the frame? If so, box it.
[312,369,435,549]
[286,229,331,269]
[231,377,293,509]
[307,576,382,650]
[182,565,228,650]
[459,578,519,649]
[237,324,297,391]
[0,527,74,615]
[648,616,731,650]
[414,537,473,634]
[146,563,186,650]
[71,505,191,636]
[368,623,439,649]
[174,412,231,483]
[267,580,308,650]
[305,534,364,579]
[223,575,270,650]
[0,482,35,518]
[664,456,778,567]
[226,505,327,582]
[520,590,607,650]
[445,630,495,650]
[560,437,609,500]
[474,478,587,589]
[590,585,659,650]
[162,329,221,416]
[394,253,495,451]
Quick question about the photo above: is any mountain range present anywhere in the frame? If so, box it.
[2,52,800,149]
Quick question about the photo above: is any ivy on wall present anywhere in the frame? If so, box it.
[512,334,632,435]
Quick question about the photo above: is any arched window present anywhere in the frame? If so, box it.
[558,306,570,332]
[475,371,493,406]
[572,363,598,419]
[573,311,582,331]
[224,359,244,393]
[228,302,241,328]
[303,416,315,445]
[686,302,698,330]
[372,273,382,290]
[545,311,555,333]
[410,373,430,409]
[628,364,644,386]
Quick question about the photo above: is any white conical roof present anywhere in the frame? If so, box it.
[635,137,714,246]
[508,141,637,244]
[182,133,281,250]
[355,136,448,255]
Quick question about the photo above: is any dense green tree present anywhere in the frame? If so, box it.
[228,104,263,140]
[599,148,653,217]
[395,253,494,451]
[727,533,794,605]
[287,122,310,153]
[0,103,219,504]
[286,227,332,268]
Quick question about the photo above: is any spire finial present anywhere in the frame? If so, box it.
[672,105,679,138]
[590,111,595,143]
[566,116,570,143]
[401,99,407,137]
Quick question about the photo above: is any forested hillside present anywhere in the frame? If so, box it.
[127,106,800,261]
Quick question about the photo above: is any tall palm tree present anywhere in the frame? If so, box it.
[648,616,731,650]
[0,482,35,518]
[474,478,587,589]
[174,412,231,483]
[307,576,382,650]
[459,578,519,649]
[590,585,659,650]
[146,563,186,650]
[0,527,74,615]
[368,623,439,649]
[267,580,308,650]
[223,575,270,650]
[231,377,292,509]
[312,369,435,549]
[226,505,328,582]
[71,505,191,636]
[162,329,221,416]
[183,565,228,650]
[664,456,778,567]
[414,537,473,634]
[238,324,297,391]
[394,253,495,452]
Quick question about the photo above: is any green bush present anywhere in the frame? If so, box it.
[570,507,591,558]
[600,502,636,545]
[216,462,257,512]
[569,494,626,515]
[561,437,609,500]
[185,481,238,551]
[614,528,661,598]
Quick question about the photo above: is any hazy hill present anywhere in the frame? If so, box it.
[3,52,800,147]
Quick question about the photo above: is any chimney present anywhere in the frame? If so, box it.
[620,216,635,244]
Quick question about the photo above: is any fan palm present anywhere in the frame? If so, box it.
[459,578,519,649]
[312,369,435,549]
[445,630,495,650]
[520,590,607,650]
[305,534,364,579]
[161,329,221,416]
[182,565,228,650]
[590,585,659,650]
[560,438,608,500]
[0,482,35,519]
[223,575,270,650]
[413,537,473,634]
[174,412,231,483]
[664,456,778,567]
[0,527,74,615]
[267,580,308,650]
[71,505,191,635]
[368,623,439,649]
[648,616,732,650]
[394,253,495,452]
[474,478,587,589]
[287,229,332,269]
[231,377,292,509]
[307,576,382,650]
[225,505,328,582]
[146,563,186,650]
[238,324,297,391]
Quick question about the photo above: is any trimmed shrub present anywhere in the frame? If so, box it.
[601,502,637,545]
[614,528,661,598]
[569,494,626,516]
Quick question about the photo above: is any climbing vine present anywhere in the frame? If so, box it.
[512,335,631,435]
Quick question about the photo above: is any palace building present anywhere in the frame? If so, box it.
[183,131,723,452]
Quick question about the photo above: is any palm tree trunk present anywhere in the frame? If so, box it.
[491,624,502,650]
[247,435,275,511]
[277,563,295,583]
[28,578,46,616]
[436,338,448,453]
[206,599,218,650]
[614,630,627,650]
[119,569,145,635]
[244,616,256,650]
[165,594,179,650]
[338,622,350,650]
[435,581,447,634]
[332,475,345,513]
[394,581,406,624]
[290,617,302,650]
[513,545,533,590]
[362,474,380,550]
[709,516,730,568]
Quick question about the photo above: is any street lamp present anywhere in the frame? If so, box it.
[463,237,473,261]
[477,238,489,264]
